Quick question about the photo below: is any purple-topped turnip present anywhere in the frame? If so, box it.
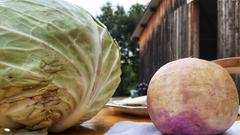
[147,58,239,135]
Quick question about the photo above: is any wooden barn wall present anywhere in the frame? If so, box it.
[139,0,199,83]
[218,0,240,57]
[218,0,240,95]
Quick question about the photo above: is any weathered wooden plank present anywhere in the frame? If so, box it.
[227,0,236,57]
[155,27,159,71]
[235,0,240,56]
[176,8,180,58]
[186,1,199,57]
[218,0,237,57]
[149,30,153,78]
[172,0,175,8]
[171,10,176,60]
[156,27,159,70]
[167,12,171,61]
[163,18,166,64]
[168,12,172,61]
[160,14,164,67]
[163,0,166,64]
[236,0,240,99]
[238,0,240,56]
[217,0,224,57]
[146,41,149,81]
[192,1,199,57]
[180,6,183,58]
[156,23,160,68]
[173,10,177,59]
[163,0,167,63]
[157,23,161,67]
[180,5,183,58]
[187,3,192,57]
[182,4,188,57]
[143,43,147,82]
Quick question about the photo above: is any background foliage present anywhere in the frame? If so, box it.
[97,3,146,96]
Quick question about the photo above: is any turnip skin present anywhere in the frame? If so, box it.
[147,58,239,135]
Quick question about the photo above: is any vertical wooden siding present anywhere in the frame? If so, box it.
[218,0,240,57]
[218,0,240,95]
[140,0,199,83]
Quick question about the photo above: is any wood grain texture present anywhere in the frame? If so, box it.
[218,0,240,58]
[50,108,151,135]
[139,0,199,83]
[212,57,240,74]
[139,0,240,88]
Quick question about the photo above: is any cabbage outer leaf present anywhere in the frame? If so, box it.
[0,0,121,132]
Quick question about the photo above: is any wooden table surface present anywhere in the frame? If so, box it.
[49,104,240,135]
[50,107,151,135]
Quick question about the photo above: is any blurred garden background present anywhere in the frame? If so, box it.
[96,2,146,96]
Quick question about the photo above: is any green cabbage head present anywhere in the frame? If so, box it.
[0,0,121,132]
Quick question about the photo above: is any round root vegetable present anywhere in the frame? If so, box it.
[147,58,239,135]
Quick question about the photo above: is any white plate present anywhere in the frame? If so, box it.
[105,102,148,116]
[105,97,148,116]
